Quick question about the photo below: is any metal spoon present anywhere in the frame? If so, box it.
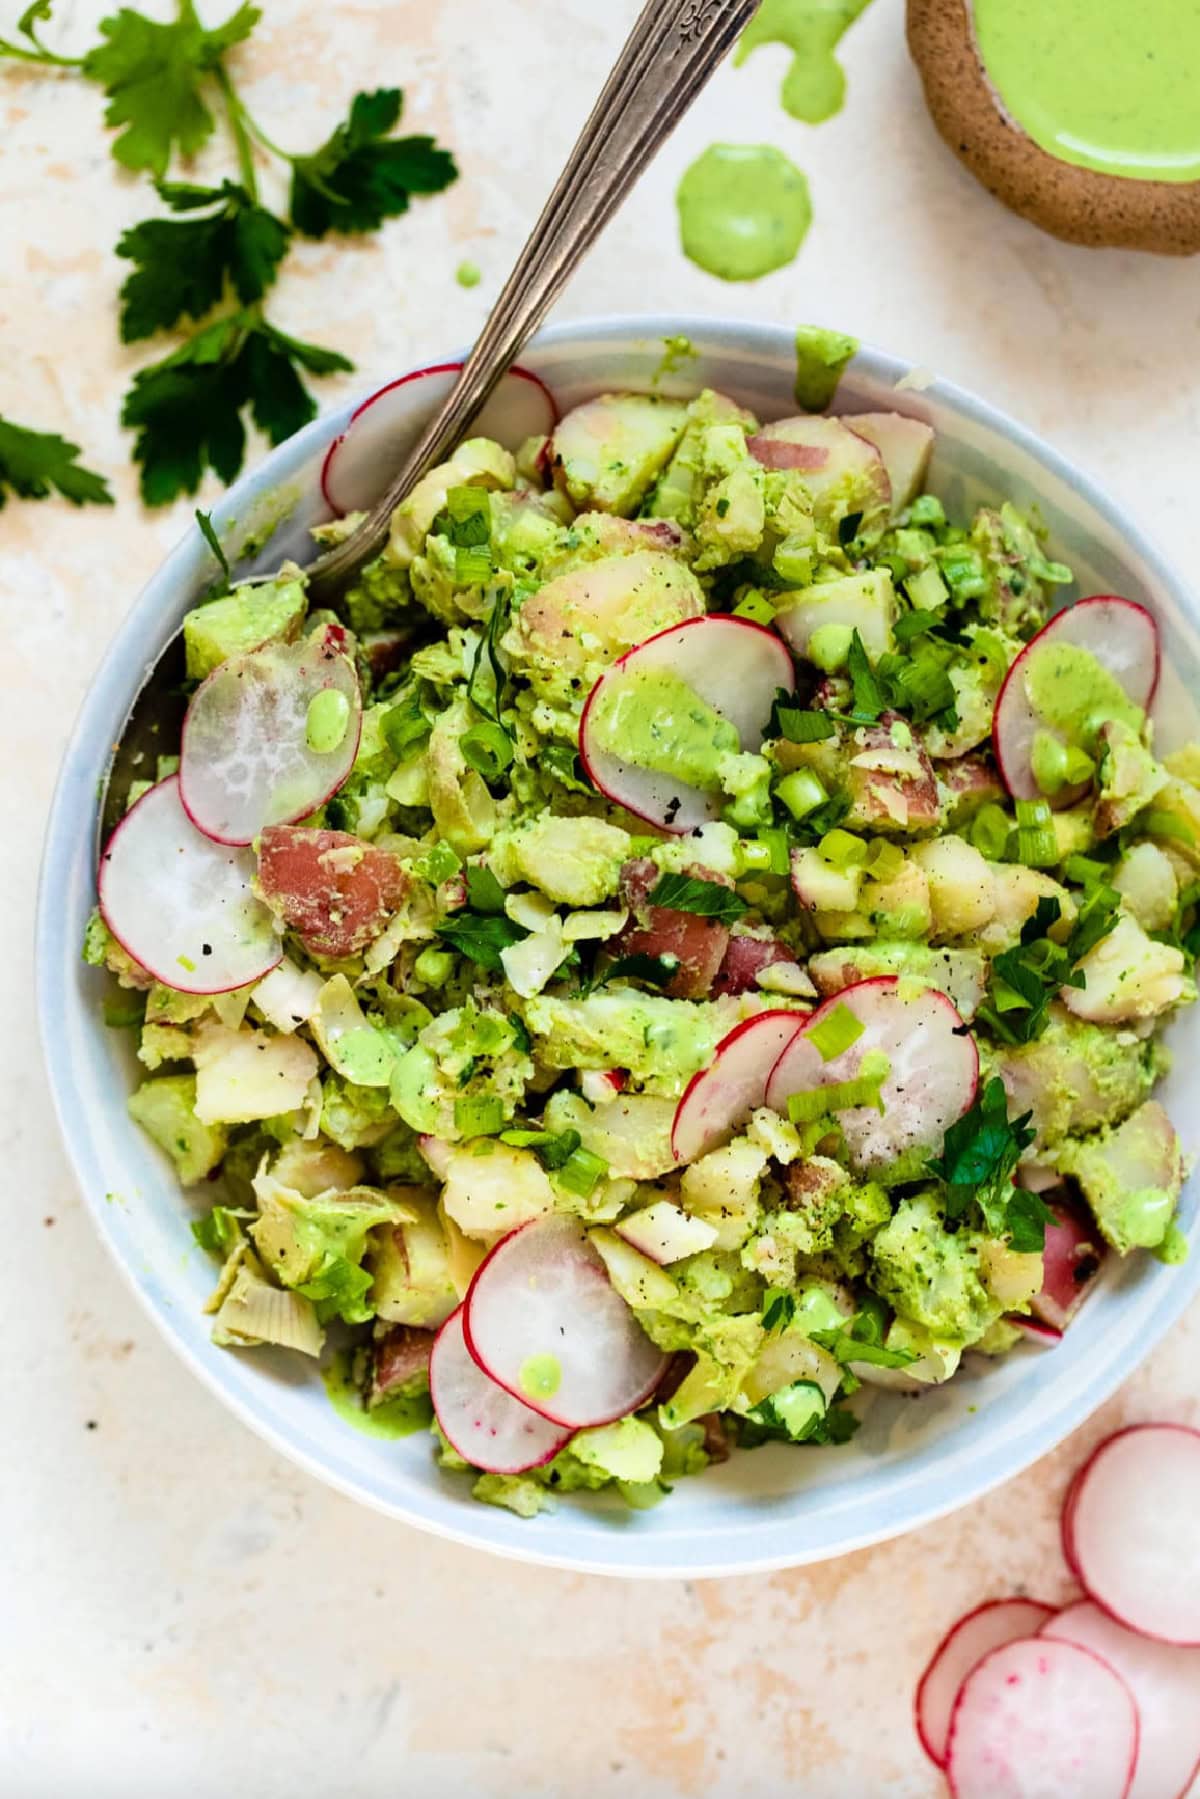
[101,0,760,837]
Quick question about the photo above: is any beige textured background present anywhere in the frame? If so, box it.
[5,1,1200,1793]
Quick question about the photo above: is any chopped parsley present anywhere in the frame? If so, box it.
[926,1076,1044,1249]
[646,872,748,926]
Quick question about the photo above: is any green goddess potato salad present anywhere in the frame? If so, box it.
[88,333,1198,1517]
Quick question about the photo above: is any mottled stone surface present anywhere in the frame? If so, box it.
[5,2,1199,1793]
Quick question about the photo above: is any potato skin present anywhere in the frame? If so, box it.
[906,0,1200,256]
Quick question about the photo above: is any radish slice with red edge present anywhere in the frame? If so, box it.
[1069,1424,1200,1645]
[915,1598,1055,1769]
[993,597,1160,804]
[578,615,795,834]
[321,364,558,516]
[671,1010,808,1166]
[1061,1460,1085,1579]
[98,776,281,995]
[946,1637,1139,1799]
[463,1215,667,1430]
[763,977,978,1173]
[1042,1600,1200,1799]
[429,1306,572,1475]
[180,624,361,846]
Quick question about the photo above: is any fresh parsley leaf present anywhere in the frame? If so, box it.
[82,0,260,176]
[464,865,506,914]
[289,87,457,237]
[761,1289,796,1333]
[646,872,748,926]
[467,585,512,724]
[0,415,112,507]
[978,887,1121,1046]
[1006,1185,1056,1255]
[592,951,680,994]
[772,703,838,744]
[926,1076,1038,1244]
[837,509,863,548]
[541,743,593,794]
[436,909,526,974]
[893,606,945,646]
[845,628,886,721]
[788,790,852,846]
[121,310,351,504]
[116,179,289,340]
[190,1203,246,1255]
[811,1312,916,1370]
[499,1126,582,1171]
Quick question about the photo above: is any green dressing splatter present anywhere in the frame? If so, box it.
[676,144,812,282]
[455,260,482,288]
[322,1349,433,1440]
[306,687,351,754]
[734,0,874,124]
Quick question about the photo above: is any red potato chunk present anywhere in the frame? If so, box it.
[711,931,800,997]
[614,858,730,1000]
[1030,1202,1105,1331]
[258,825,408,959]
[846,713,941,832]
[370,1324,435,1405]
[940,754,1005,818]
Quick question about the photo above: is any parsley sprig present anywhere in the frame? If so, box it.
[977,887,1121,1045]
[926,1076,1046,1250]
[4,3,458,504]
[0,416,111,508]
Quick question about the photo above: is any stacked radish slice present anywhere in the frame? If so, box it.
[916,1423,1200,1798]
[431,1217,667,1473]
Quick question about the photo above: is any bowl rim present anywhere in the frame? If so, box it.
[36,311,1200,1578]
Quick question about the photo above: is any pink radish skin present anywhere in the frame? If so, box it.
[671,1010,808,1166]
[748,416,891,522]
[763,977,978,1172]
[464,1216,667,1430]
[429,1307,572,1475]
[915,1598,1054,1769]
[1061,1460,1086,1579]
[98,776,281,995]
[578,615,795,833]
[1010,1317,1064,1346]
[1042,1600,1200,1799]
[946,1637,1139,1799]
[321,363,557,515]
[1069,1424,1200,1646]
[180,625,362,846]
[993,597,1160,804]
[1031,1203,1106,1331]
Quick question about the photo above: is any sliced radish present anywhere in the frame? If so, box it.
[1011,1317,1064,1346]
[748,416,891,522]
[945,1637,1139,1799]
[429,1306,572,1475]
[98,776,281,995]
[1042,1600,1200,1799]
[671,1010,808,1166]
[321,364,557,516]
[916,1598,1055,1769]
[763,978,978,1172]
[1070,1424,1200,1645]
[993,597,1160,804]
[463,1215,667,1430]
[578,615,795,833]
[1030,1203,1106,1331]
[180,625,362,846]
[1061,1458,1086,1579]
[842,411,934,513]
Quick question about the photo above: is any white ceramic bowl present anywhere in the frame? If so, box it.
[38,317,1200,1577]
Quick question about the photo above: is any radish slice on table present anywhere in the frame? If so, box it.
[916,1598,1055,1769]
[180,625,362,846]
[1042,1600,1200,1799]
[842,411,934,513]
[1069,1424,1200,1645]
[98,776,281,995]
[763,978,978,1172]
[671,1010,808,1166]
[993,597,1160,804]
[578,615,795,833]
[321,364,557,515]
[946,1637,1139,1799]
[464,1215,667,1429]
[429,1306,572,1475]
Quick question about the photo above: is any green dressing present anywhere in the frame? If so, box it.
[972,0,1200,184]
[589,668,737,790]
[322,1349,433,1440]
[676,144,812,282]
[306,687,351,754]
[1024,641,1144,749]
[735,0,874,124]
[519,1353,562,1401]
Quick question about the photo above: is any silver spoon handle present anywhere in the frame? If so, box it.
[308,0,760,598]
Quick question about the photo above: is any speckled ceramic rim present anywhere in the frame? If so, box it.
[36,315,1200,1578]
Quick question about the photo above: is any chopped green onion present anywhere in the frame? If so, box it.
[555,1146,608,1197]
[904,563,948,612]
[907,495,945,529]
[806,1000,864,1063]
[454,1094,505,1137]
[382,696,431,759]
[1008,798,1059,869]
[460,721,514,782]
[894,605,944,647]
[737,839,774,873]
[732,589,776,626]
[412,946,454,985]
[454,545,493,585]
[776,769,828,821]
[971,803,1011,862]
[864,840,905,884]
[1064,852,1112,888]
[417,841,462,885]
[818,828,867,869]
[787,1050,890,1122]
[756,826,791,875]
[773,535,813,584]
[1140,809,1196,847]
[937,545,987,602]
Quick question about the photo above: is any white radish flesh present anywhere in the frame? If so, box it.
[1042,1600,1200,1799]
[946,1637,1139,1799]
[321,363,557,515]
[578,615,795,833]
[844,411,934,513]
[429,1306,572,1475]
[180,625,361,846]
[993,597,1160,804]
[671,1010,808,1166]
[1070,1424,1200,1645]
[463,1215,667,1430]
[763,977,978,1172]
[916,1599,1055,1769]
[98,776,281,995]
